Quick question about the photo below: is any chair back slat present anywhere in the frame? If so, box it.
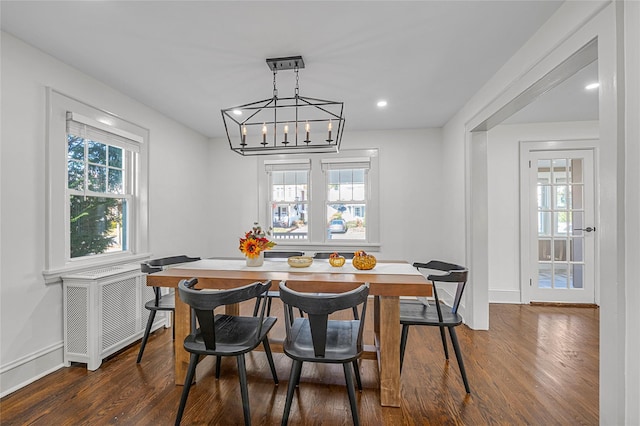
[414,261,469,315]
[178,278,271,351]
[279,282,369,357]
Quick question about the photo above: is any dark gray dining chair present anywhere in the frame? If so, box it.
[278,281,369,426]
[175,278,279,426]
[137,255,200,363]
[399,260,470,393]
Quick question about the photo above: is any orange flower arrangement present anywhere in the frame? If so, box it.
[239,223,276,258]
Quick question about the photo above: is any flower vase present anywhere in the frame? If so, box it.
[246,252,264,267]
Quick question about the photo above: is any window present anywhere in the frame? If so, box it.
[258,150,379,250]
[45,89,149,281]
[66,113,138,258]
[267,161,310,240]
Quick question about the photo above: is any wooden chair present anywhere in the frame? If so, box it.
[399,260,471,393]
[137,255,200,363]
[175,278,279,426]
[252,251,304,317]
[278,281,369,426]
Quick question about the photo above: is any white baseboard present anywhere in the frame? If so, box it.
[489,289,522,304]
[0,341,65,398]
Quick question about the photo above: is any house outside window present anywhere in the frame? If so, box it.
[258,149,379,251]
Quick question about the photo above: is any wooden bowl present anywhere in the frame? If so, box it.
[288,256,313,268]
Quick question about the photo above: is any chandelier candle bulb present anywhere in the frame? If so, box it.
[262,123,267,145]
[284,124,289,143]
[327,120,332,141]
[241,125,247,145]
[305,122,310,142]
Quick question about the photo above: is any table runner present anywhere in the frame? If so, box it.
[172,258,422,276]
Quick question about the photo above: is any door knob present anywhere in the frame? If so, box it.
[573,226,596,232]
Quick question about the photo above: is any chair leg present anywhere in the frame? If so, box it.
[266,296,273,316]
[343,363,361,426]
[352,360,362,391]
[175,352,198,425]
[439,325,450,359]
[137,310,156,363]
[400,324,409,373]
[282,360,303,426]
[171,311,175,340]
[236,354,251,426]
[262,338,279,384]
[215,355,222,379]
[448,327,470,394]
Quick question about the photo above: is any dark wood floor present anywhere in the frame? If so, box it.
[0,302,599,425]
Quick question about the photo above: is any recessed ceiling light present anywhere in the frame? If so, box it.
[585,82,599,90]
[377,100,387,108]
[232,109,243,115]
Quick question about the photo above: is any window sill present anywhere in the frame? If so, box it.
[268,242,381,254]
[43,252,151,284]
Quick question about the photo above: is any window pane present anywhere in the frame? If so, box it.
[87,140,106,165]
[554,264,568,289]
[68,135,84,160]
[554,185,568,209]
[108,146,123,168]
[108,168,123,193]
[570,237,584,262]
[68,160,84,191]
[69,195,126,258]
[326,203,366,241]
[271,203,308,240]
[571,264,584,289]
[538,212,551,236]
[88,164,107,192]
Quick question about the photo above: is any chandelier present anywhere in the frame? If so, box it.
[221,56,345,156]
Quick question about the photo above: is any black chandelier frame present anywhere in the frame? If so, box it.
[221,56,345,156]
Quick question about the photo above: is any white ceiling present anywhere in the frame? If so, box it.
[1,1,597,139]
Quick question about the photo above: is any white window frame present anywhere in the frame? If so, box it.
[258,149,380,252]
[44,89,149,282]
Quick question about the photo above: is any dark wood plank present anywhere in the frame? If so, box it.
[0,303,599,425]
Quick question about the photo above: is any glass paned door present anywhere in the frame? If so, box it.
[529,150,595,303]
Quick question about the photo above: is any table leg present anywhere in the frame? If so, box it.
[375,295,401,407]
[174,292,191,385]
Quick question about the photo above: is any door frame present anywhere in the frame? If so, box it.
[519,139,599,304]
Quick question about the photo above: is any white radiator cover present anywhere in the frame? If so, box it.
[62,263,165,370]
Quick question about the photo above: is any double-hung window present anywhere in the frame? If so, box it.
[259,149,379,250]
[66,113,138,258]
[45,89,149,281]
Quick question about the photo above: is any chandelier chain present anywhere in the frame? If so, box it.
[295,66,300,97]
[272,69,278,98]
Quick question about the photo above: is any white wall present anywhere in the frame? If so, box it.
[487,121,599,303]
[0,32,211,395]
[207,128,444,263]
[623,1,640,422]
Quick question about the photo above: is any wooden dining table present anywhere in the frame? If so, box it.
[145,257,431,407]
